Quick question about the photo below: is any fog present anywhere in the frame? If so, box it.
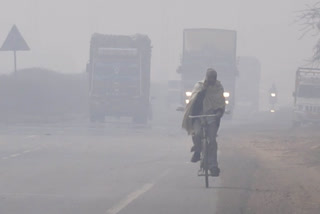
[1,1,320,213]
[0,0,317,108]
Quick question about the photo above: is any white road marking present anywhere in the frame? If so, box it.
[10,154,20,158]
[1,146,43,161]
[106,169,170,214]
[106,183,154,214]
[32,147,41,151]
[311,145,320,150]
[26,135,38,138]
[0,193,66,198]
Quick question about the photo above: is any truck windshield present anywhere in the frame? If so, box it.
[298,85,320,98]
[93,59,139,78]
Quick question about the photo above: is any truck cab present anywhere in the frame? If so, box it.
[293,67,320,126]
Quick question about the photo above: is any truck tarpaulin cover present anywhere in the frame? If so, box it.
[183,29,236,61]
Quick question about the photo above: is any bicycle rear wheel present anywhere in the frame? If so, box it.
[202,138,209,188]
[205,168,209,188]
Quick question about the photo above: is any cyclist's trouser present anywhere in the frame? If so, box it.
[192,119,220,168]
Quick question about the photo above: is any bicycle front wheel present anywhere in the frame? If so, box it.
[202,138,209,188]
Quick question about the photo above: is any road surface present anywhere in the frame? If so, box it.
[2,119,318,214]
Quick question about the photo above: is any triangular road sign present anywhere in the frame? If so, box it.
[0,25,30,51]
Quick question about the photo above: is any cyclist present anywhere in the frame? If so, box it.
[182,68,225,176]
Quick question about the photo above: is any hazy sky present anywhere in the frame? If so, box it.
[0,0,318,106]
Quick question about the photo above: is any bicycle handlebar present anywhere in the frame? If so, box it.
[189,114,217,119]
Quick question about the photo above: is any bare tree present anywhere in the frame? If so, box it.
[297,2,320,64]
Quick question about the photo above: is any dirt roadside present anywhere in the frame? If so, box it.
[216,124,320,214]
[246,126,320,214]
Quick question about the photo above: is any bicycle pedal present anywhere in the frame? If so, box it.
[197,169,206,176]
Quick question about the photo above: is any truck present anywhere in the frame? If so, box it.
[87,33,152,123]
[176,28,237,115]
[235,56,261,118]
[293,67,320,126]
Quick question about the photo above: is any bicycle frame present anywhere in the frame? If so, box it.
[189,114,217,188]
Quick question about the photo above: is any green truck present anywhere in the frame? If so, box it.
[87,33,152,123]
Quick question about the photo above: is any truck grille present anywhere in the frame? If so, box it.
[304,105,320,113]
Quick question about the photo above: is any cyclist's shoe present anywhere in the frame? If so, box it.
[210,167,220,177]
[190,145,195,152]
[191,152,201,163]
[190,145,201,152]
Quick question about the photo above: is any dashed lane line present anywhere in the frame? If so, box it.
[10,154,20,158]
[26,135,39,138]
[1,146,43,160]
[106,169,170,214]
[106,183,154,214]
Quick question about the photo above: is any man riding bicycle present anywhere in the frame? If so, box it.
[182,68,225,177]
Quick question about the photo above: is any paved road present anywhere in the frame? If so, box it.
[0,121,256,214]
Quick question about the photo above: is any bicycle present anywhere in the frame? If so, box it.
[189,114,217,188]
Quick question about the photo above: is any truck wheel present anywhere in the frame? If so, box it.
[148,104,153,121]
[90,111,105,123]
[90,112,97,122]
[133,112,148,124]
[97,115,105,123]
[293,121,301,128]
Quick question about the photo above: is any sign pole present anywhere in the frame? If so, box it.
[0,25,30,73]
[14,50,17,72]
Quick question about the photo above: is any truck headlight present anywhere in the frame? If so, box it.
[185,99,190,104]
[225,100,229,105]
[223,92,230,98]
[185,91,192,97]
[271,93,276,97]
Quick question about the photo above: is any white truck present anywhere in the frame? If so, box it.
[293,67,320,126]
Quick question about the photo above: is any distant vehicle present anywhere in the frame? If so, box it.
[176,28,238,116]
[236,56,261,117]
[87,33,152,123]
[293,67,320,126]
[269,83,278,113]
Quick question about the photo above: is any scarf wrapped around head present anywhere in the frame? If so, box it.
[182,80,225,135]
